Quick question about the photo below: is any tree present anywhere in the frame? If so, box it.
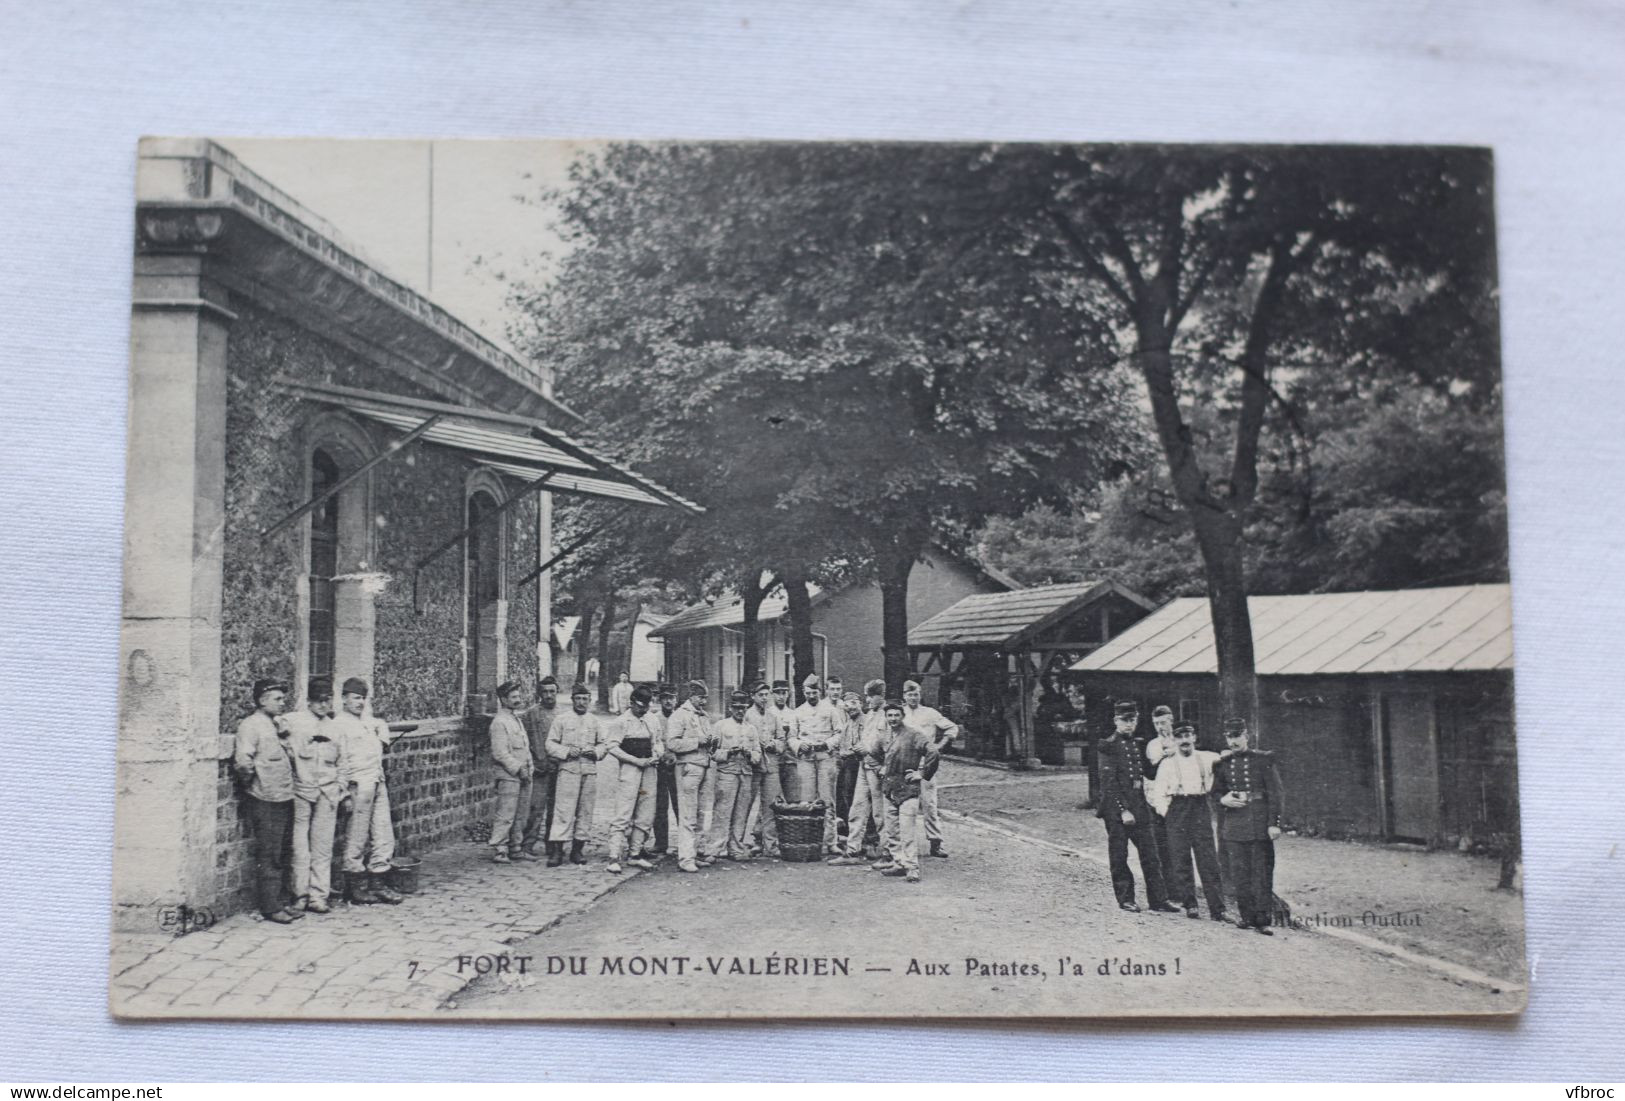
[1032,145,1499,734]
[513,142,1138,689]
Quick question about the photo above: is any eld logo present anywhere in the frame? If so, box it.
[155,903,216,935]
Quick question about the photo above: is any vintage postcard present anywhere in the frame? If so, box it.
[112,138,1524,1019]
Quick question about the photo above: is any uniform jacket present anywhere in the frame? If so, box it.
[712,715,762,774]
[522,704,560,772]
[835,712,866,758]
[903,703,958,748]
[1096,734,1153,822]
[664,700,714,763]
[791,700,838,759]
[330,710,396,784]
[546,709,606,773]
[489,707,533,779]
[745,705,783,768]
[610,709,664,764]
[1213,749,1283,842]
[881,725,941,805]
[233,710,295,802]
[855,710,891,771]
[283,709,345,803]
[770,704,800,750]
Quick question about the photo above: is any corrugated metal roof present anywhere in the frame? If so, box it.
[907,580,1148,650]
[1071,584,1513,676]
[278,378,704,513]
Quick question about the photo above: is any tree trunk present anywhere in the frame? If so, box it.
[878,548,916,693]
[782,563,818,692]
[740,581,768,689]
[1189,510,1261,741]
[621,601,642,685]
[574,603,596,688]
[596,590,618,709]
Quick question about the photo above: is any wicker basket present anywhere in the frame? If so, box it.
[772,801,829,862]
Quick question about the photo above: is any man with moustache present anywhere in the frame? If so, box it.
[233,677,301,924]
[666,680,719,873]
[487,680,536,864]
[830,682,888,866]
[1141,703,1179,888]
[1214,716,1285,935]
[605,685,664,875]
[901,679,958,859]
[1096,700,1176,914]
[877,699,940,884]
[1148,717,1228,922]
[519,675,561,858]
[331,677,403,906]
[792,675,841,854]
[769,679,801,802]
[546,682,607,866]
[645,684,680,858]
[283,676,345,913]
[711,691,764,860]
[744,681,786,857]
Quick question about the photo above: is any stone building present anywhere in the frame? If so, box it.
[116,140,696,928]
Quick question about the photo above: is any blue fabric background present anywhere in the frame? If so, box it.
[1,0,1620,1081]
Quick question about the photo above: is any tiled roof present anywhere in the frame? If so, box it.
[1071,584,1513,676]
[907,580,1151,650]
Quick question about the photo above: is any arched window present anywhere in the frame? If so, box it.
[299,414,376,699]
[464,475,508,713]
[307,448,341,680]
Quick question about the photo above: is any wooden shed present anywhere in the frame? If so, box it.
[907,580,1153,764]
[1069,584,1518,847]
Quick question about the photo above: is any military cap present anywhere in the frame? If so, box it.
[1173,717,1197,735]
[657,683,677,697]
[1222,716,1248,735]
[728,691,750,707]
[1152,704,1174,719]
[902,678,922,692]
[750,681,771,694]
[306,676,333,702]
[630,685,654,705]
[801,674,821,688]
[341,677,369,698]
[570,682,591,697]
[1113,700,1139,718]
[538,674,559,687]
[842,691,862,704]
[771,680,790,691]
[252,677,289,702]
[685,679,709,697]
[882,698,905,712]
[496,680,523,698]
[863,678,887,698]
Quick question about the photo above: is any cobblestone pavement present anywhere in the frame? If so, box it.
[110,843,645,1018]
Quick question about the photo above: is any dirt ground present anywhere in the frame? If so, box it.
[450,762,1522,1019]
[939,763,1527,984]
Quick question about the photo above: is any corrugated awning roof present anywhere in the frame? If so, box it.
[275,377,703,514]
[1071,584,1513,676]
[907,580,1152,650]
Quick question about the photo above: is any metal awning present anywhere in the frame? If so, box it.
[271,377,704,514]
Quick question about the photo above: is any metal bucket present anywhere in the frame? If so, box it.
[389,855,422,894]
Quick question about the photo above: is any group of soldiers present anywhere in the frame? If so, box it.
[486,673,958,884]
[232,675,403,923]
[1096,700,1285,934]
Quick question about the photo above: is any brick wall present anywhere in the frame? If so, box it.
[212,719,498,913]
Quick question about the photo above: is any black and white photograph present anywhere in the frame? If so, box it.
[111,135,1523,1020]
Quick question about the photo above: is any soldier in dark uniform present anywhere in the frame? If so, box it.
[1213,716,1284,934]
[1096,700,1177,914]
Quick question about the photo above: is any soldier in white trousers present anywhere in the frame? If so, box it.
[711,691,763,859]
[666,680,718,873]
[792,675,841,853]
[829,681,888,865]
[546,683,606,866]
[902,679,959,859]
[283,676,344,912]
[605,685,663,874]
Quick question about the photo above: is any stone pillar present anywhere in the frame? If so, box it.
[114,253,232,931]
